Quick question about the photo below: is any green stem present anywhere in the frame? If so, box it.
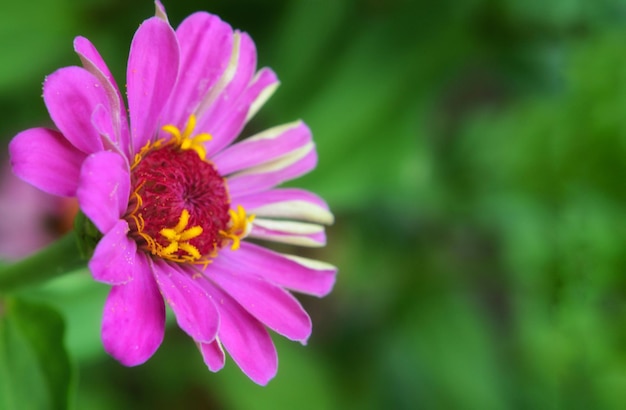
[0,232,86,294]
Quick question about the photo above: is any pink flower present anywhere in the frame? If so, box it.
[0,160,77,260]
[9,1,335,385]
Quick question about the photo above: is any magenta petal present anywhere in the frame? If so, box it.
[236,188,329,210]
[213,121,311,176]
[152,261,219,343]
[127,17,179,153]
[204,68,279,158]
[9,128,85,197]
[91,104,123,155]
[74,36,130,156]
[43,66,109,154]
[102,253,165,366]
[215,242,336,297]
[249,219,327,247]
[163,12,233,128]
[227,146,317,197]
[199,340,225,372]
[196,32,257,143]
[200,283,277,385]
[77,151,130,233]
[234,188,334,225]
[74,37,116,88]
[203,71,277,160]
[89,219,136,285]
[206,263,312,343]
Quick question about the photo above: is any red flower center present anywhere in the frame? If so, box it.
[123,115,255,265]
[128,144,230,260]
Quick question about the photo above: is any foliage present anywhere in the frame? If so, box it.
[2,0,626,408]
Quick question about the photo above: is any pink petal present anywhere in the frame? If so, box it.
[199,340,225,372]
[89,219,137,285]
[242,68,279,123]
[9,128,85,197]
[77,151,130,233]
[74,36,130,156]
[102,253,165,366]
[215,242,336,297]
[212,121,311,175]
[151,261,219,343]
[234,188,334,225]
[205,263,312,343]
[73,37,117,93]
[91,104,125,158]
[127,17,179,153]
[0,161,62,259]
[226,145,317,197]
[43,66,109,154]
[195,32,257,144]
[162,12,233,129]
[204,67,279,158]
[200,283,277,385]
[249,218,327,247]
[235,187,328,209]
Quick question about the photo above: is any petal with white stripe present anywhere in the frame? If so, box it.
[204,67,279,158]
[249,218,326,247]
[212,121,311,175]
[234,188,334,225]
[226,143,317,197]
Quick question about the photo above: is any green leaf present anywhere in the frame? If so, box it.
[0,0,76,93]
[0,298,73,410]
[210,337,338,410]
[0,232,86,294]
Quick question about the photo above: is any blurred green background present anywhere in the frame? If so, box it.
[2,0,626,409]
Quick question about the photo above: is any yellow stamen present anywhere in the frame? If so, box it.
[179,242,201,260]
[219,205,255,251]
[161,114,213,160]
[157,209,203,260]
[160,241,179,256]
[161,125,181,141]
[182,113,197,140]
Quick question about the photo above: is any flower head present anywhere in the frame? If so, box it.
[9,1,336,385]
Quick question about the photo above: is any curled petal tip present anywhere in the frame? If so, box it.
[155,0,168,22]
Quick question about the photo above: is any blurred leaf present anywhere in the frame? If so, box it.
[388,295,509,410]
[451,21,626,408]
[0,0,77,93]
[28,269,111,362]
[269,0,350,88]
[0,297,73,410]
[503,0,621,27]
[210,337,337,410]
[272,2,471,211]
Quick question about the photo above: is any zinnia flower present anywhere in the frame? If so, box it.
[9,1,336,385]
